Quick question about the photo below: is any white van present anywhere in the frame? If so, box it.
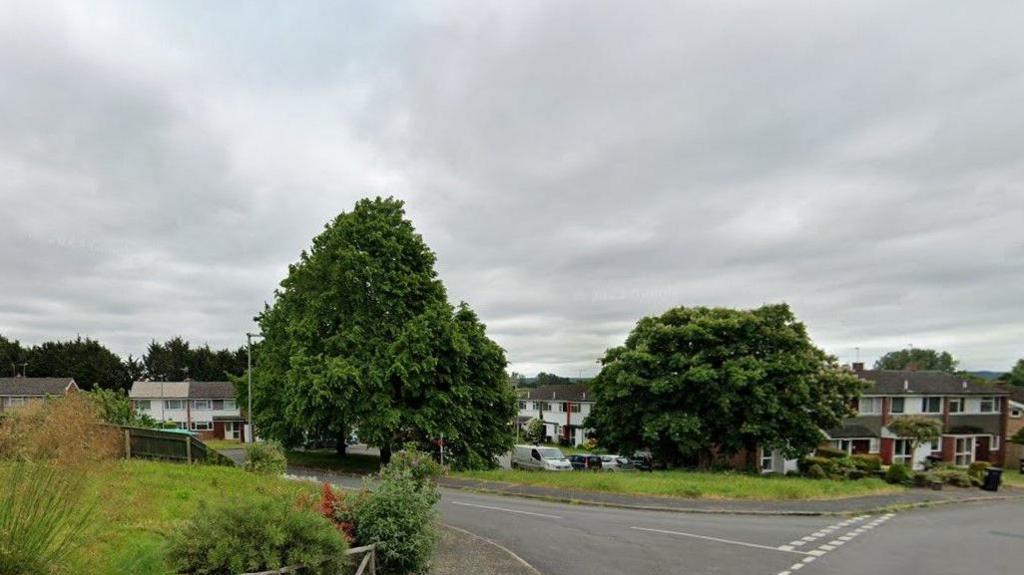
[511,445,572,471]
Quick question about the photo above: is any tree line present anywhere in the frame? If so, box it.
[0,334,247,391]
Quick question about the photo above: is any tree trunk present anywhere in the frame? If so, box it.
[335,426,347,457]
[380,443,392,466]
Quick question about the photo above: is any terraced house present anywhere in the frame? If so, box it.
[517,384,594,446]
[129,380,245,441]
[0,376,79,412]
[828,364,1009,469]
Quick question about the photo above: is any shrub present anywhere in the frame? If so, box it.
[815,445,847,459]
[806,463,827,479]
[798,456,833,475]
[967,461,991,480]
[0,393,122,468]
[850,454,882,472]
[355,472,440,574]
[885,463,913,485]
[0,462,96,575]
[931,466,973,488]
[167,497,347,575]
[525,418,545,444]
[381,444,444,488]
[244,441,287,475]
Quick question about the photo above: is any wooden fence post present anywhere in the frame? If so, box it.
[124,428,132,459]
[185,436,192,464]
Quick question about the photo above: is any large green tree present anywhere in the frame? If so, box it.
[142,337,247,381]
[25,336,131,391]
[584,304,864,468]
[874,348,958,373]
[999,358,1024,387]
[252,197,516,467]
[0,335,29,376]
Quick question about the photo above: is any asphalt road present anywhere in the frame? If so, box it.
[294,468,1024,575]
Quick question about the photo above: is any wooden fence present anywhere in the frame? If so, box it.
[121,426,234,466]
[241,544,377,575]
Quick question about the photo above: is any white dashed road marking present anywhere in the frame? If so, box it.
[630,526,810,555]
[450,501,563,519]
[775,513,895,575]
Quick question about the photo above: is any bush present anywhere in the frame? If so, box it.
[931,466,973,488]
[0,462,96,575]
[967,461,991,480]
[167,498,347,575]
[798,456,833,475]
[850,454,882,472]
[885,463,913,485]
[244,441,287,475]
[815,445,848,459]
[356,456,440,574]
[381,444,444,488]
[806,463,827,479]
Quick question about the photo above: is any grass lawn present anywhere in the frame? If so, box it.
[285,449,382,474]
[453,469,904,501]
[63,460,319,575]
[1002,468,1024,488]
[201,438,246,451]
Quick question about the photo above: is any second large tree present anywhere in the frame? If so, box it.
[252,197,516,468]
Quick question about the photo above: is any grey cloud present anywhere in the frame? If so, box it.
[1,1,1022,376]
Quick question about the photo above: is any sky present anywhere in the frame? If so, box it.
[1,0,1022,375]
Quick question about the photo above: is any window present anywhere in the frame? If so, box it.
[891,397,905,414]
[1012,408,1023,419]
[869,438,880,454]
[979,397,996,413]
[9,397,26,407]
[165,399,185,410]
[518,400,527,410]
[954,437,974,466]
[929,437,940,451]
[191,421,213,431]
[760,449,774,473]
[893,439,913,466]
[948,398,964,413]
[536,401,549,412]
[992,435,1000,451]
[174,422,188,430]
[223,400,236,411]
[831,439,853,454]
[132,400,151,411]
[858,397,881,415]
[192,400,212,410]
[921,397,942,414]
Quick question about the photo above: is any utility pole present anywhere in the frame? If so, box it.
[246,332,264,443]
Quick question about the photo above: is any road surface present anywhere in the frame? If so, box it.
[287,466,1024,575]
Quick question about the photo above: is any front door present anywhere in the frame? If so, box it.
[975,436,990,463]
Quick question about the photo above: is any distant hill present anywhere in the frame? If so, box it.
[966,371,1005,381]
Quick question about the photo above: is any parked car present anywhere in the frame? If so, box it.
[568,454,603,471]
[631,451,655,472]
[511,445,573,471]
[600,455,635,471]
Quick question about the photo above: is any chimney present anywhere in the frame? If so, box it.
[582,391,587,400]
[962,380,968,390]
[903,379,909,391]
[851,362,865,372]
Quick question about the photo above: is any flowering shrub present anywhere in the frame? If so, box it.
[379,444,443,489]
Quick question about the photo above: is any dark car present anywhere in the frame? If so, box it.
[568,454,603,471]
[631,451,655,472]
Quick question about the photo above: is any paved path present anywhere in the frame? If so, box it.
[288,466,1024,575]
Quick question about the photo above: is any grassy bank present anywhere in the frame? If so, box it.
[1002,468,1024,488]
[62,460,319,575]
[453,469,903,501]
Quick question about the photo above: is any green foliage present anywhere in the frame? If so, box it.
[850,454,882,472]
[885,463,914,485]
[142,337,247,382]
[25,336,131,391]
[913,471,941,487]
[244,442,287,475]
[167,497,348,575]
[253,197,516,468]
[805,464,827,479]
[1001,358,1024,387]
[380,445,444,488]
[356,467,440,574]
[0,462,96,575]
[814,445,847,459]
[930,465,973,487]
[585,304,865,467]
[1010,427,1024,445]
[967,461,991,480]
[86,387,157,427]
[874,349,958,373]
[525,418,546,443]
[887,416,942,459]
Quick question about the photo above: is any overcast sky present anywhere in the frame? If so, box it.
[1,1,1022,375]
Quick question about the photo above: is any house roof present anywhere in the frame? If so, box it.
[855,370,1007,396]
[826,424,877,439]
[188,381,236,399]
[522,384,592,402]
[997,383,1024,405]
[0,377,77,396]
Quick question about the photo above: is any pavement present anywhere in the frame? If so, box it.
[288,466,1024,575]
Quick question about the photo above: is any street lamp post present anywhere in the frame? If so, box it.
[246,332,264,443]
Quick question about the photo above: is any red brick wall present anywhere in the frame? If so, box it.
[880,437,894,465]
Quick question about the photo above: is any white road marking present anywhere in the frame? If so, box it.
[630,526,810,555]
[451,501,562,519]
[776,513,896,575]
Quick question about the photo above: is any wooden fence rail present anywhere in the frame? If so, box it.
[120,425,234,466]
[240,544,376,575]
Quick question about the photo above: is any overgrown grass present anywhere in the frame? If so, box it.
[453,469,904,501]
[63,460,320,575]
[1002,468,1024,488]
[286,449,382,475]
[202,438,245,451]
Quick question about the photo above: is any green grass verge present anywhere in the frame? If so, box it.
[1002,468,1024,488]
[285,449,382,474]
[452,469,904,501]
[59,460,319,575]
[201,438,246,451]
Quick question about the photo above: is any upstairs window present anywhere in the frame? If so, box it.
[132,400,151,411]
[164,399,186,410]
[949,398,964,413]
[980,397,997,413]
[891,397,905,414]
[518,400,527,410]
[921,397,942,414]
[224,400,236,411]
[192,400,212,410]
[858,397,881,415]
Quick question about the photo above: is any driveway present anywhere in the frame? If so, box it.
[290,467,1024,575]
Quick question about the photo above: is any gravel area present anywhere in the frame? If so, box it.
[429,525,541,575]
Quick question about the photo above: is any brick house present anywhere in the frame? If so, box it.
[517,384,594,446]
[826,364,1010,469]
[1001,385,1024,467]
[0,376,79,412]
[129,380,245,441]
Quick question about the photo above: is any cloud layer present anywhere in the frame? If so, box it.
[2,1,1022,374]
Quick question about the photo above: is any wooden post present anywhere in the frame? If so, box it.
[124,428,132,459]
[185,436,192,464]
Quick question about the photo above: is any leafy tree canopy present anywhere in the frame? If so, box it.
[584,304,864,468]
[999,358,1024,387]
[252,197,516,468]
[874,348,958,373]
[142,337,247,381]
[886,415,941,452]
[26,337,131,391]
